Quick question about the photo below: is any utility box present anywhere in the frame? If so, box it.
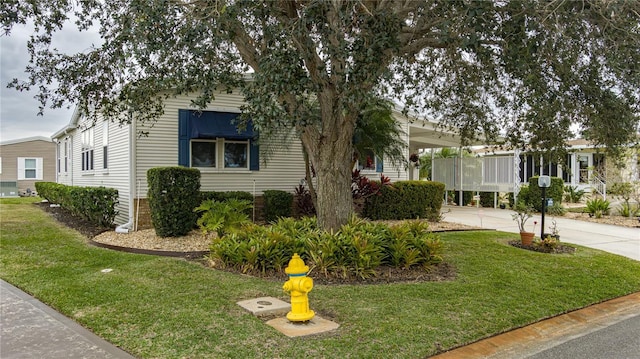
[0,181,19,197]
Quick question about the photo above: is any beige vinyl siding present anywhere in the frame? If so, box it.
[104,121,132,225]
[135,92,307,197]
[61,116,132,225]
[0,139,56,193]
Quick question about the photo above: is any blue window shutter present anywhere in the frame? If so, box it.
[178,110,190,167]
[250,140,259,170]
[376,156,383,172]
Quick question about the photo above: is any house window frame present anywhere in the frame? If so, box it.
[64,139,69,173]
[356,149,378,172]
[17,157,42,180]
[102,120,109,171]
[222,139,249,170]
[190,139,218,168]
[81,127,95,172]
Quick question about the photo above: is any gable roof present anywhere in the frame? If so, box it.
[0,136,52,146]
[51,106,82,139]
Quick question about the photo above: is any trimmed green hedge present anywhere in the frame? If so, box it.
[263,190,293,222]
[200,191,253,203]
[479,192,494,207]
[147,167,201,237]
[35,182,118,227]
[364,181,445,221]
[527,176,563,212]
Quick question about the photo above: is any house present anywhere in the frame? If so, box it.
[466,139,640,199]
[0,136,56,197]
[52,90,467,230]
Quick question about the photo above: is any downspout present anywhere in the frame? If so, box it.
[115,116,136,233]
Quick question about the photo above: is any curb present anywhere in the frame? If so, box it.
[88,239,209,260]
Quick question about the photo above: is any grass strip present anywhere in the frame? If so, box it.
[2,197,639,358]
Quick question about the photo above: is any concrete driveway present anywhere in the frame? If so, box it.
[441,205,640,261]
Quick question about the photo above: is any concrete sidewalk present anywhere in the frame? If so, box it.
[442,205,640,261]
[0,279,135,359]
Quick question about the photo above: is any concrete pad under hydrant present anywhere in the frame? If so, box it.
[236,297,291,317]
[266,316,340,337]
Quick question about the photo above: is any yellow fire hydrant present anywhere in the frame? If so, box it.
[282,253,315,322]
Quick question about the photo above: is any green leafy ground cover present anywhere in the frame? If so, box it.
[2,197,639,358]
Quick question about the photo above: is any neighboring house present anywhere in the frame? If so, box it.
[52,90,466,229]
[0,136,56,197]
[473,139,639,198]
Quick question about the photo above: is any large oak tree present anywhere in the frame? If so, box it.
[3,0,639,230]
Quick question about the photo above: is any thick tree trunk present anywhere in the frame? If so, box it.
[314,140,353,231]
[301,99,357,232]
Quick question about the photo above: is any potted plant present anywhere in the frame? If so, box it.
[498,193,508,209]
[511,203,535,245]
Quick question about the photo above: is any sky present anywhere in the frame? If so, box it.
[0,23,101,143]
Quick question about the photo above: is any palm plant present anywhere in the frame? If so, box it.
[194,199,252,237]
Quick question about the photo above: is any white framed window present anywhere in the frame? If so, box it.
[103,121,109,170]
[0,157,2,174]
[356,149,377,171]
[17,157,43,180]
[223,140,249,169]
[81,127,94,171]
[64,139,69,173]
[57,142,61,173]
[191,140,217,168]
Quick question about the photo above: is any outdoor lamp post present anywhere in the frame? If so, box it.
[538,176,551,240]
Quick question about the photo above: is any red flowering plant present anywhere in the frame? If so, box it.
[352,170,391,214]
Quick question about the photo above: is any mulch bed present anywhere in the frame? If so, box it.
[36,202,113,238]
[508,240,577,254]
[35,201,457,285]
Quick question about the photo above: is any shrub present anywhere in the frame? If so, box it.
[147,167,200,237]
[209,217,312,273]
[585,198,610,218]
[35,182,118,227]
[200,191,253,203]
[195,199,252,237]
[263,190,294,222]
[527,176,563,211]
[199,191,253,217]
[510,185,530,208]
[617,202,640,217]
[564,185,585,203]
[294,184,316,217]
[454,190,473,206]
[364,181,445,221]
[352,170,391,214]
[534,236,560,251]
[209,216,444,279]
[479,192,495,207]
[545,202,566,216]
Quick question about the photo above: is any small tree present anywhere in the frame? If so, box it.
[147,167,200,237]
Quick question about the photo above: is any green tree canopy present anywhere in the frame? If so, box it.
[3,0,639,230]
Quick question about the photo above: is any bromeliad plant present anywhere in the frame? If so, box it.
[208,215,444,280]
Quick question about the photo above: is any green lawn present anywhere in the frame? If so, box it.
[2,197,639,358]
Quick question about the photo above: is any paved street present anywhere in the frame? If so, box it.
[528,313,640,359]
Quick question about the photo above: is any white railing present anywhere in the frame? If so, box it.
[590,173,607,199]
